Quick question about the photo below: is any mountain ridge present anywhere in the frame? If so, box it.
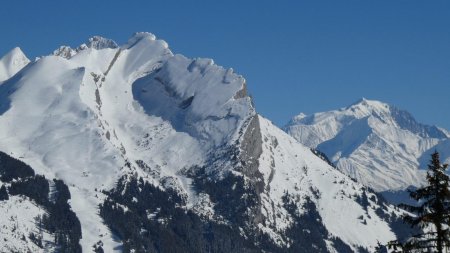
[0,34,411,252]
[285,98,450,193]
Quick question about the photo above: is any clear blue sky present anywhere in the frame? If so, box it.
[1,1,449,129]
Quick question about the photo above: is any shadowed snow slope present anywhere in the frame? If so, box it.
[285,98,450,193]
[0,35,409,252]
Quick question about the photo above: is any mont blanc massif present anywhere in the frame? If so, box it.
[0,33,448,253]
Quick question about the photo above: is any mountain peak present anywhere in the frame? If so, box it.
[352,97,381,106]
[53,35,119,59]
[84,35,118,50]
[294,112,307,120]
[345,99,446,138]
[124,32,168,50]
[53,33,166,60]
[128,32,157,43]
[285,98,449,192]
[346,98,390,114]
[0,47,30,82]
[5,47,27,58]
[0,32,411,252]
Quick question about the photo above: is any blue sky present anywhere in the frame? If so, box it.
[1,1,449,129]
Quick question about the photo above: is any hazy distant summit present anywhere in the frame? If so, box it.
[285,98,450,192]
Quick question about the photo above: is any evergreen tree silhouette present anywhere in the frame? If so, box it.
[0,185,8,201]
[389,151,450,253]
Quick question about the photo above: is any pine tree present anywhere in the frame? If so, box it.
[389,151,450,252]
[0,185,8,201]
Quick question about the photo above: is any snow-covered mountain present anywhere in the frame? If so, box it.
[0,34,412,252]
[0,47,30,82]
[284,98,450,195]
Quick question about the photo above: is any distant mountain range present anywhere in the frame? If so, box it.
[285,98,450,201]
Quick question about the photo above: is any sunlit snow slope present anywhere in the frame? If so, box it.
[0,47,30,83]
[0,33,254,252]
[0,194,56,252]
[0,34,409,252]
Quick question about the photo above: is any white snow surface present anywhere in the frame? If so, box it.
[258,116,397,251]
[284,98,450,192]
[419,139,450,168]
[0,34,406,252]
[0,47,30,82]
[0,195,56,252]
[0,32,252,252]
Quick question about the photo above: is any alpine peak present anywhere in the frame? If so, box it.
[53,35,118,59]
[285,99,450,194]
[0,33,413,252]
[84,35,118,50]
[0,47,30,82]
